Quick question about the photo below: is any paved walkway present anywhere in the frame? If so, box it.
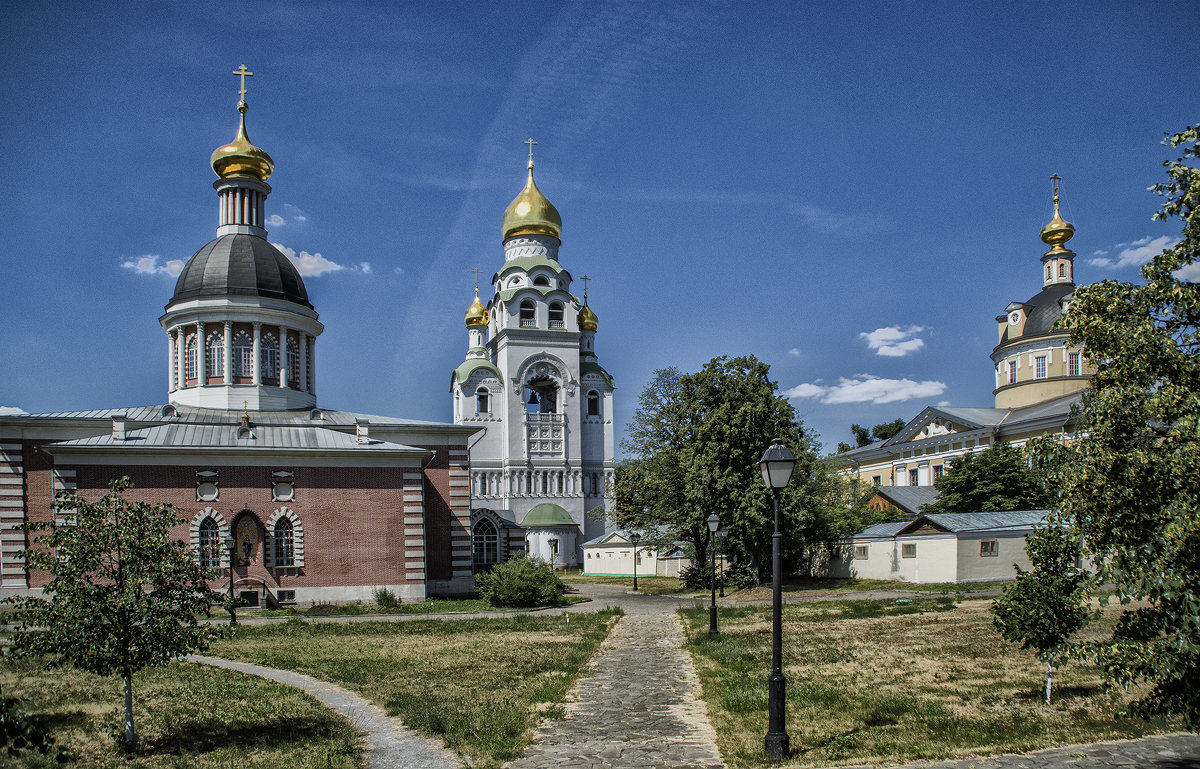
[186,655,461,769]
[837,733,1200,768]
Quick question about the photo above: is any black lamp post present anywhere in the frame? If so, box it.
[717,527,729,598]
[759,438,797,759]
[707,513,720,635]
[629,531,641,591]
[223,534,237,627]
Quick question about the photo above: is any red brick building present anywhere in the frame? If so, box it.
[0,89,479,605]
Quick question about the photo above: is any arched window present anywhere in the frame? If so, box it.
[286,337,300,385]
[587,390,600,416]
[519,300,536,327]
[548,302,564,328]
[198,517,221,569]
[274,517,295,567]
[476,387,490,414]
[1046,265,1052,281]
[232,331,252,378]
[184,336,198,381]
[533,275,550,286]
[206,331,224,378]
[260,334,279,380]
[1058,263,1066,278]
[473,518,499,566]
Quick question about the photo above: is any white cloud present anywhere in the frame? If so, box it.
[393,266,405,277]
[0,406,26,416]
[859,325,926,357]
[267,214,285,227]
[121,255,184,277]
[1173,262,1200,282]
[784,375,946,405]
[273,243,375,277]
[359,262,373,274]
[282,204,307,223]
[1087,235,1179,269]
[787,348,801,357]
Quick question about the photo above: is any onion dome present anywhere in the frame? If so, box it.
[502,156,561,241]
[169,234,311,309]
[578,298,598,331]
[1040,175,1074,255]
[465,287,489,327]
[211,101,274,182]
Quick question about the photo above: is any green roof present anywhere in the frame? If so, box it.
[451,359,503,389]
[521,503,575,527]
[496,286,578,304]
[495,256,572,279]
[580,361,616,388]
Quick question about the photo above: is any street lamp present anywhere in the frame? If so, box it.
[629,531,641,591]
[717,527,729,598]
[707,513,720,635]
[759,438,797,759]
[223,534,237,627]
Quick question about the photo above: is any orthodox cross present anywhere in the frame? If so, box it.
[1050,173,1061,199]
[525,138,537,168]
[471,267,482,291]
[233,65,254,101]
[582,274,591,300]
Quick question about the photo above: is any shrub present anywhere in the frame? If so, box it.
[724,561,760,591]
[680,562,713,591]
[373,587,402,611]
[475,557,565,608]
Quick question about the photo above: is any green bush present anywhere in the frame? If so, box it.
[475,557,565,608]
[724,560,760,591]
[373,587,402,610]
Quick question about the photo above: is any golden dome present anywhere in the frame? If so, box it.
[1040,175,1074,254]
[465,288,489,327]
[502,164,561,241]
[578,300,598,331]
[211,102,274,182]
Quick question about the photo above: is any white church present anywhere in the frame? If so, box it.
[451,145,617,572]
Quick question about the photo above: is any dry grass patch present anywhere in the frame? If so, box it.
[208,609,621,768]
[0,656,360,768]
[684,597,1177,767]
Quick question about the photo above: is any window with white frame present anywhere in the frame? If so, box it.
[980,540,999,557]
[519,300,536,327]
[232,331,252,378]
[1034,355,1047,379]
[206,331,224,378]
[260,334,279,380]
[933,464,944,481]
[854,545,869,560]
[871,475,882,487]
[473,518,499,565]
[1008,360,1017,384]
[476,387,490,414]
[184,336,198,380]
[286,338,300,384]
[198,517,221,569]
[908,468,919,486]
[1058,263,1066,278]
[548,302,565,328]
[273,517,295,567]
[1068,351,1081,377]
[901,543,916,558]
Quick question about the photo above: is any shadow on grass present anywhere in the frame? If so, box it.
[145,714,352,756]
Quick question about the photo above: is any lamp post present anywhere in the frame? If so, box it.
[629,531,641,591]
[223,534,237,627]
[717,527,729,598]
[759,438,797,759]
[707,513,720,635]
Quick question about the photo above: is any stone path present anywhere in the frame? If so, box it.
[835,733,1200,768]
[186,655,461,769]
[504,597,724,769]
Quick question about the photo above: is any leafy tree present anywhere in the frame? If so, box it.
[1031,124,1200,728]
[990,524,1091,703]
[614,356,874,581]
[837,418,906,452]
[870,418,906,442]
[921,442,1050,515]
[6,478,227,747]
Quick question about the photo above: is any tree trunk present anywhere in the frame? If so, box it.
[1044,659,1052,705]
[123,672,136,746]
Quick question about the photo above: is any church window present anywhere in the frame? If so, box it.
[1046,265,1052,281]
[476,387,490,413]
[273,517,295,567]
[206,331,224,378]
[587,391,600,416]
[533,276,550,287]
[520,300,536,327]
[184,336,198,381]
[1068,351,1081,377]
[287,337,300,385]
[1058,263,1066,278]
[908,468,919,486]
[260,334,279,380]
[548,302,564,328]
[1008,360,1017,384]
[232,331,252,377]
[198,517,221,569]
[1034,355,1047,379]
[473,518,499,565]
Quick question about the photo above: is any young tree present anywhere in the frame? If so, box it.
[921,442,1050,515]
[837,418,906,452]
[6,478,228,747]
[1033,124,1200,728]
[990,523,1091,703]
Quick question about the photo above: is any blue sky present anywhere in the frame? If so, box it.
[1,1,1195,454]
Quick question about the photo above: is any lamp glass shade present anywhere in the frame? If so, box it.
[706,513,720,533]
[629,532,640,544]
[758,439,797,489]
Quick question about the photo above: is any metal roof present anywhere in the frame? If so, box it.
[871,485,939,514]
[1,404,461,430]
[169,233,311,309]
[46,423,425,453]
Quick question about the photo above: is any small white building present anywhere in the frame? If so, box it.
[825,511,1048,584]
[581,531,660,577]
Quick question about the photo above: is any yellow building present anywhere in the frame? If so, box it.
[839,180,1094,500]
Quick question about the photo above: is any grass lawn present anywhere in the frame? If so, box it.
[201,594,590,621]
[682,597,1177,768]
[207,609,622,768]
[0,656,361,768]
[725,576,1013,602]
[561,573,689,594]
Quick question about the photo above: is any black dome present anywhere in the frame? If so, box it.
[168,234,311,309]
[1020,283,1073,338]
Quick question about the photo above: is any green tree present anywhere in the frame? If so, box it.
[990,524,1091,703]
[1032,124,1200,728]
[6,478,227,747]
[921,442,1050,515]
[837,418,906,452]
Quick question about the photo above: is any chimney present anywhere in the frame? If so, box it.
[111,414,127,441]
[355,418,369,444]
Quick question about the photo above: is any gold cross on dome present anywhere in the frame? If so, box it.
[1050,173,1061,198]
[471,267,482,291]
[582,274,591,299]
[232,64,254,101]
[525,138,537,168]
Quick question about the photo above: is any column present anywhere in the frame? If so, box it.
[167,329,176,392]
[176,327,186,389]
[196,321,207,386]
[223,321,233,384]
[299,333,309,393]
[278,325,288,387]
[308,336,316,396]
[252,322,261,385]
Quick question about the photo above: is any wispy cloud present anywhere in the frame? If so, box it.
[1174,262,1200,282]
[1088,235,1178,269]
[267,204,309,229]
[791,203,888,235]
[787,348,801,357]
[784,375,946,405]
[122,255,184,277]
[273,243,371,277]
[859,325,926,357]
[0,406,26,416]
